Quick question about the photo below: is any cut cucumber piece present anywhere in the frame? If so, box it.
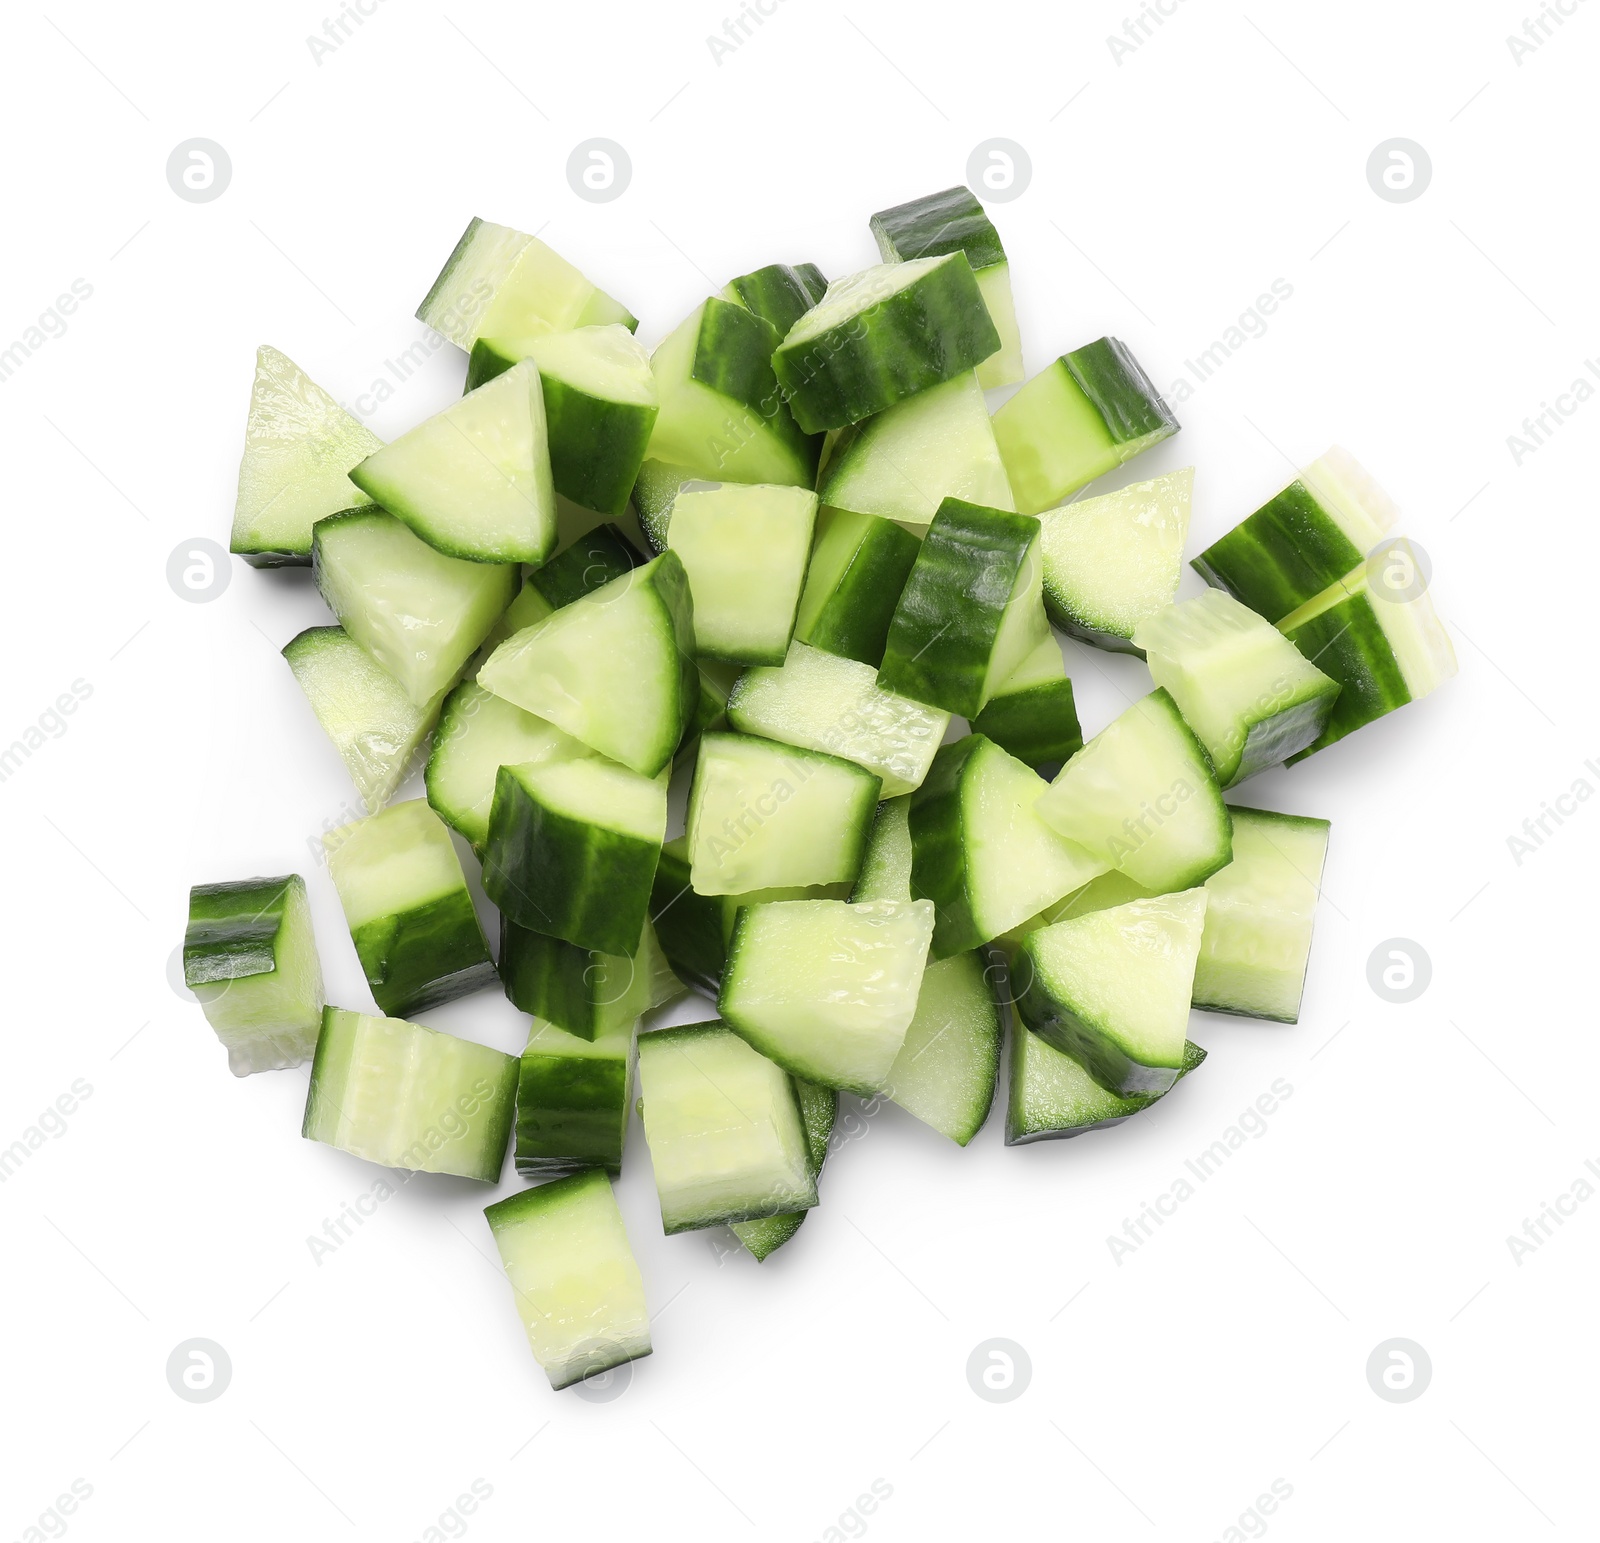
[631,459,691,554]
[303,1007,517,1180]
[1036,689,1232,892]
[723,262,829,339]
[686,731,880,895]
[727,641,950,797]
[1013,890,1207,1096]
[1037,467,1193,653]
[870,186,1022,388]
[792,506,921,668]
[969,633,1082,772]
[1136,590,1340,786]
[230,345,382,567]
[483,749,667,956]
[1193,806,1330,1022]
[474,578,555,666]
[1277,553,1456,761]
[719,899,935,1093]
[417,217,635,350]
[667,482,819,664]
[998,867,1161,958]
[529,524,644,610]
[325,800,496,1018]
[818,373,1015,528]
[516,1019,634,1179]
[910,735,1107,958]
[774,254,1000,432]
[851,796,912,903]
[501,917,677,1042]
[730,1078,837,1261]
[477,551,696,778]
[992,339,1178,515]
[483,1169,651,1391]
[879,951,1000,1146]
[283,626,441,813]
[646,298,817,487]
[636,1023,817,1233]
[184,874,325,1075]
[1007,1033,1206,1146]
[313,509,517,706]
[1193,447,1398,624]
[878,498,1048,717]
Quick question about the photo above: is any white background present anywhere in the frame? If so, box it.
[1,2,1594,1539]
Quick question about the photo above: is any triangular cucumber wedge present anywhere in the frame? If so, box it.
[792,505,921,669]
[1036,689,1232,892]
[1006,1033,1206,1145]
[969,633,1082,773]
[230,345,382,567]
[731,1078,837,1261]
[1013,889,1208,1096]
[476,551,697,778]
[1037,467,1193,654]
[722,261,829,339]
[350,360,556,565]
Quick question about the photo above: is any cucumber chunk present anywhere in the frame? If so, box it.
[529,524,645,610]
[992,338,1178,515]
[997,866,1162,957]
[283,626,441,813]
[969,633,1083,772]
[500,917,678,1042]
[230,345,382,567]
[484,749,667,956]
[686,731,880,895]
[637,1023,818,1233]
[666,482,819,664]
[1134,590,1341,786]
[646,298,817,486]
[1037,467,1193,653]
[879,951,1001,1146]
[303,1007,517,1181]
[184,874,325,1075]
[723,262,828,338]
[1007,1034,1206,1146]
[483,1169,652,1390]
[774,254,1000,432]
[727,641,950,797]
[730,1078,837,1261]
[851,796,912,903]
[631,459,694,554]
[878,497,1049,716]
[792,506,921,668]
[1193,806,1330,1022]
[818,373,1015,528]
[1013,890,1208,1096]
[516,1019,634,1179]
[1036,689,1233,892]
[910,735,1107,958]
[477,551,696,778]
[719,898,935,1093]
[313,509,517,706]
[1193,447,1398,624]
[324,800,496,1018]
[474,578,556,666]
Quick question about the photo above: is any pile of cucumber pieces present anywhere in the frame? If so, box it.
[186,186,1456,1393]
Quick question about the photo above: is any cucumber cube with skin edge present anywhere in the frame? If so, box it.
[515,1019,635,1179]
[324,800,497,1019]
[969,633,1083,773]
[483,1169,652,1392]
[184,875,325,1075]
[1012,889,1208,1097]
[773,254,1001,433]
[476,551,696,778]
[1037,467,1194,654]
[722,262,829,339]
[283,626,441,815]
[529,524,645,610]
[313,509,518,707]
[1007,1033,1207,1146]
[792,505,921,668]
[992,338,1179,516]
[303,1007,518,1182]
[636,1023,817,1234]
[878,498,1049,718]
[230,345,383,567]
[718,899,936,1094]
[500,915,679,1043]
[851,796,913,904]
[730,1078,838,1261]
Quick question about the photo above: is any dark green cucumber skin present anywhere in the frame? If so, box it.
[484,1166,609,1228]
[774,254,1001,433]
[184,876,296,984]
[795,512,920,668]
[530,524,645,610]
[878,498,1039,716]
[793,264,829,303]
[1005,1038,1207,1147]
[482,766,660,956]
[1193,481,1367,625]
[693,299,820,475]
[907,737,990,960]
[351,891,497,1019]
[726,264,826,340]
[734,1077,836,1260]
[870,185,1005,271]
[970,679,1083,773]
[464,337,517,391]
[499,917,630,1042]
[1230,687,1340,784]
[1065,338,1179,449]
[238,547,313,570]
[631,460,690,554]
[1049,608,1146,659]
[1282,596,1411,763]
[648,841,727,995]
[515,1048,629,1178]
